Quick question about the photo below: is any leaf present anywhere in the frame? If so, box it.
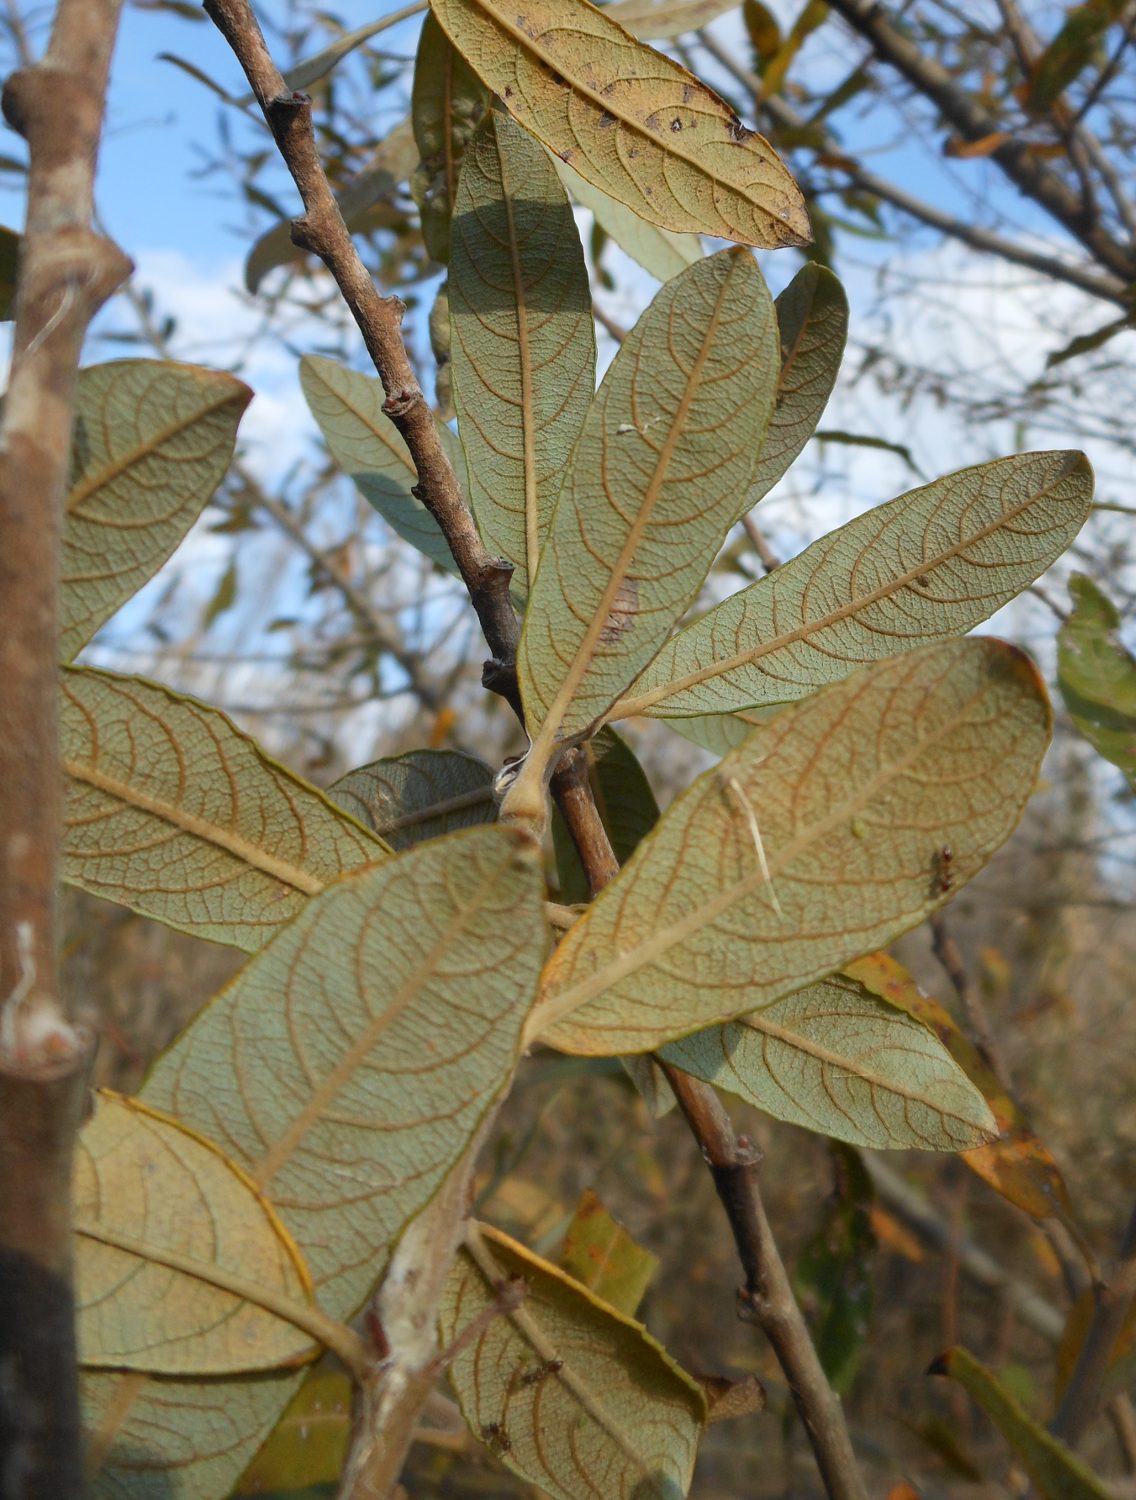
[618,451,1092,720]
[606,0,741,40]
[87,830,547,1492]
[552,151,702,282]
[846,951,1075,1218]
[300,353,462,574]
[814,427,922,476]
[278,5,428,95]
[411,11,491,263]
[792,1145,875,1395]
[450,107,595,591]
[533,638,1051,1055]
[200,554,238,630]
[559,1190,659,1316]
[426,0,809,246]
[742,262,848,515]
[62,667,387,951]
[75,1094,316,1375]
[756,0,829,101]
[1026,0,1129,114]
[327,748,496,850]
[1058,572,1136,790]
[660,706,771,756]
[1056,1289,1136,1402]
[231,1362,352,1494]
[553,728,659,904]
[928,1347,1114,1500]
[61,360,252,661]
[659,972,996,1150]
[440,1223,705,1500]
[1046,313,1133,368]
[516,248,780,768]
[0,223,18,319]
[246,121,419,293]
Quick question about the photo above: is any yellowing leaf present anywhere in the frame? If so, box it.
[846,951,1075,1217]
[533,639,1051,1054]
[660,974,995,1150]
[411,12,490,262]
[300,353,463,574]
[328,748,496,850]
[232,1363,352,1494]
[607,0,741,39]
[618,451,1092,720]
[559,1190,659,1315]
[450,107,595,590]
[929,1347,1114,1500]
[62,360,251,661]
[86,829,547,1494]
[426,0,809,245]
[551,151,702,282]
[75,1094,315,1376]
[743,261,848,514]
[440,1223,704,1500]
[62,667,387,951]
[515,248,779,775]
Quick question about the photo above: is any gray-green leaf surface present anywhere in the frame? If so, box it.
[328,749,495,850]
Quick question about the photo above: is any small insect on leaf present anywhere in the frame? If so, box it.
[933,844,955,895]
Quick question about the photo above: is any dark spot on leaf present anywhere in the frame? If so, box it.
[914,573,931,587]
[729,116,755,142]
[504,85,513,98]
[599,578,639,644]
[629,147,639,159]
[598,110,616,128]
[547,66,568,88]
[682,84,692,103]
[670,117,682,132]
[560,148,574,162]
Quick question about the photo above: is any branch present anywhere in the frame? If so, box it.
[822,0,1136,285]
[204,0,520,685]
[0,0,132,1488]
[695,31,1130,308]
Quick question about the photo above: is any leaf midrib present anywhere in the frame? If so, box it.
[614,459,1081,718]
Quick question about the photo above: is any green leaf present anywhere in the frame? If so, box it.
[87,829,547,1493]
[552,151,702,282]
[928,1347,1114,1500]
[441,1223,705,1500]
[62,360,252,661]
[659,972,996,1150]
[660,706,771,756]
[231,1362,352,1495]
[75,1093,316,1375]
[792,1145,875,1395]
[757,0,829,100]
[814,427,922,477]
[300,353,462,575]
[276,4,428,94]
[411,11,491,263]
[426,0,809,246]
[742,262,848,515]
[450,107,595,591]
[1026,0,1129,114]
[1058,572,1136,790]
[0,224,19,319]
[516,248,780,767]
[246,122,419,293]
[533,638,1051,1055]
[618,451,1092,720]
[847,951,1075,1218]
[606,0,742,40]
[552,728,659,904]
[1045,312,1133,369]
[328,748,496,850]
[62,667,387,951]
[558,1189,659,1316]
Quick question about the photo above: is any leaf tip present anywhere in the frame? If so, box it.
[926,1350,953,1378]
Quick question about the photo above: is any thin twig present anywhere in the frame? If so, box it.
[741,512,781,573]
[0,0,132,1489]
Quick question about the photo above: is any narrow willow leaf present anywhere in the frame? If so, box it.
[84,1368,303,1500]
[62,668,387,951]
[1056,1289,1136,1403]
[76,1093,315,1375]
[246,121,419,293]
[534,638,1051,1054]
[62,360,252,661]
[552,153,701,283]
[412,12,490,262]
[328,748,495,850]
[618,451,1092,720]
[279,4,428,94]
[441,1224,704,1500]
[87,830,547,1493]
[742,262,848,515]
[1057,572,1136,789]
[517,248,779,770]
[846,952,1075,1217]
[608,0,741,39]
[792,1145,874,1395]
[426,0,809,246]
[659,973,996,1150]
[929,1348,1114,1500]
[451,108,595,590]
[559,1190,659,1316]
[300,353,462,574]
[142,827,545,1316]
[552,728,659,904]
